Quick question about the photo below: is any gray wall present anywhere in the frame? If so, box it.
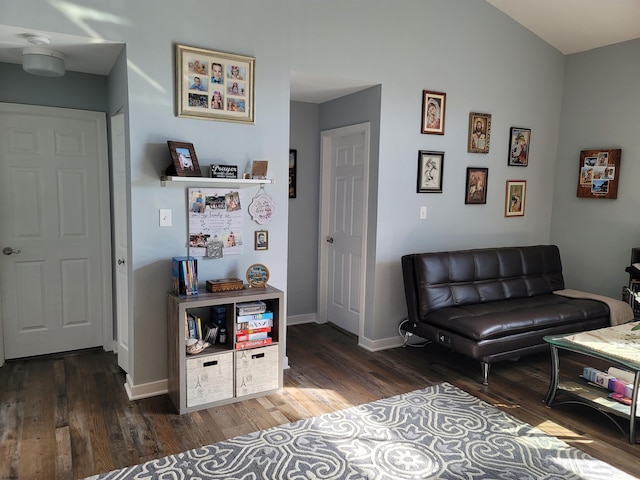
[550,38,640,299]
[0,62,108,111]
[288,101,320,319]
[1,0,583,389]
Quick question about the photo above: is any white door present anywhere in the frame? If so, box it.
[0,103,112,359]
[111,112,130,373]
[319,123,370,337]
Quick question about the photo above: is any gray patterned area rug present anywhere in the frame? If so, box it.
[86,382,636,480]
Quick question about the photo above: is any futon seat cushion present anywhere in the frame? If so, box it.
[423,294,610,341]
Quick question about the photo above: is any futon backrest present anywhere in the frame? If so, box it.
[402,245,565,321]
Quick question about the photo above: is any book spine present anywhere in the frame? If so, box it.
[236,331,270,342]
[235,338,273,350]
[235,326,272,336]
[236,311,273,322]
[236,319,273,330]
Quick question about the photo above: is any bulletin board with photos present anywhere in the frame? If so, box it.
[576,148,621,199]
[175,44,255,124]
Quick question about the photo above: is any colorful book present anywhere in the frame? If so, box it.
[236,319,273,331]
[235,338,273,350]
[236,331,270,342]
[235,326,271,336]
[236,311,273,322]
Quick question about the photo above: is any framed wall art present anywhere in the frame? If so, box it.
[175,44,255,124]
[576,148,621,199]
[417,150,444,193]
[508,127,531,166]
[167,141,202,177]
[289,149,297,198]
[465,167,488,204]
[421,90,446,135]
[505,180,526,217]
[468,112,491,153]
[255,230,268,250]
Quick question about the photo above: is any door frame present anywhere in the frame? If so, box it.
[318,122,371,340]
[0,102,113,366]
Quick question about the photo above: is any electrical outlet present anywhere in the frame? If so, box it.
[419,206,427,220]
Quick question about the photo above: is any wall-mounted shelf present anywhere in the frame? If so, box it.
[161,175,273,188]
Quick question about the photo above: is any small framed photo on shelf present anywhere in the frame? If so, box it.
[421,90,446,135]
[255,230,268,250]
[417,150,444,193]
[465,167,488,204]
[505,180,526,217]
[508,127,531,166]
[251,160,269,179]
[289,149,297,198]
[175,44,255,124]
[167,141,202,177]
[468,112,491,153]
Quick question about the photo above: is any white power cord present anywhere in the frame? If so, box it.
[398,318,430,348]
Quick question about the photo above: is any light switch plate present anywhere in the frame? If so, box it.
[419,206,427,220]
[160,208,172,227]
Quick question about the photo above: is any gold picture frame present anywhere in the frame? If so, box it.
[175,44,255,124]
[468,112,491,153]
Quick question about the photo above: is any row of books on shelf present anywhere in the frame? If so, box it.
[582,366,637,406]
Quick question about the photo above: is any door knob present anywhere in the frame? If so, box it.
[117,258,125,265]
[2,247,21,255]
[326,236,334,244]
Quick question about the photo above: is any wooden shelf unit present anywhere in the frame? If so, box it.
[167,285,284,414]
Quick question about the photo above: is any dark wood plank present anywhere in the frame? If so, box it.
[0,323,639,480]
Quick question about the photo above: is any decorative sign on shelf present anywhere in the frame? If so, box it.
[576,148,621,199]
[210,164,238,179]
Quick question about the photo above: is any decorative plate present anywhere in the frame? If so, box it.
[246,263,269,288]
[248,191,276,225]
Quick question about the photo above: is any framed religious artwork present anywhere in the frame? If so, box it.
[289,149,297,198]
[508,127,531,166]
[505,180,526,217]
[416,150,444,193]
[255,230,268,251]
[421,90,446,135]
[468,112,491,153]
[166,141,202,177]
[576,148,621,199]
[465,167,488,204]
[175,44,255,124]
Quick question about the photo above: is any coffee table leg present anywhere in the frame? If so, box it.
[545,345,560,406]
[630,372,640,443]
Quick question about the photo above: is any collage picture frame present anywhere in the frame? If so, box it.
[175,44,255,124]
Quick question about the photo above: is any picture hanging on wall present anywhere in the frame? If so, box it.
[421,90,446,135]
[417,150,444,193]
[505,180,526,217]
[508,127,531,166]
[175,44,255,124]
[289,149,297,198]
[465,167,488,204]
[468,112,491,153]
[576,148,621,199]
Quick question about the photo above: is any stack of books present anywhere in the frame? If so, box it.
[235,301,273,349]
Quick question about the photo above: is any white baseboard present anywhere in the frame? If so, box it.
[287,313,321,326]
[124,374,168,400]
[358,335,405,352]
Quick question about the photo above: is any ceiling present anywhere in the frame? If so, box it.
[1,1,639,102]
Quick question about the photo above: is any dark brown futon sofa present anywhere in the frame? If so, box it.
[401,245,610,384]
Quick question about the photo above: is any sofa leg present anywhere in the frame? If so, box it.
[481,362,490,385]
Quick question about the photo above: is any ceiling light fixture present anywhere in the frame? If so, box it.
[22,46,65,77]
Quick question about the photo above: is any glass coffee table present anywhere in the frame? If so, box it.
[544,322,640,444]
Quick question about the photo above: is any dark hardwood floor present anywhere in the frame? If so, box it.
[1,323,639,479]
